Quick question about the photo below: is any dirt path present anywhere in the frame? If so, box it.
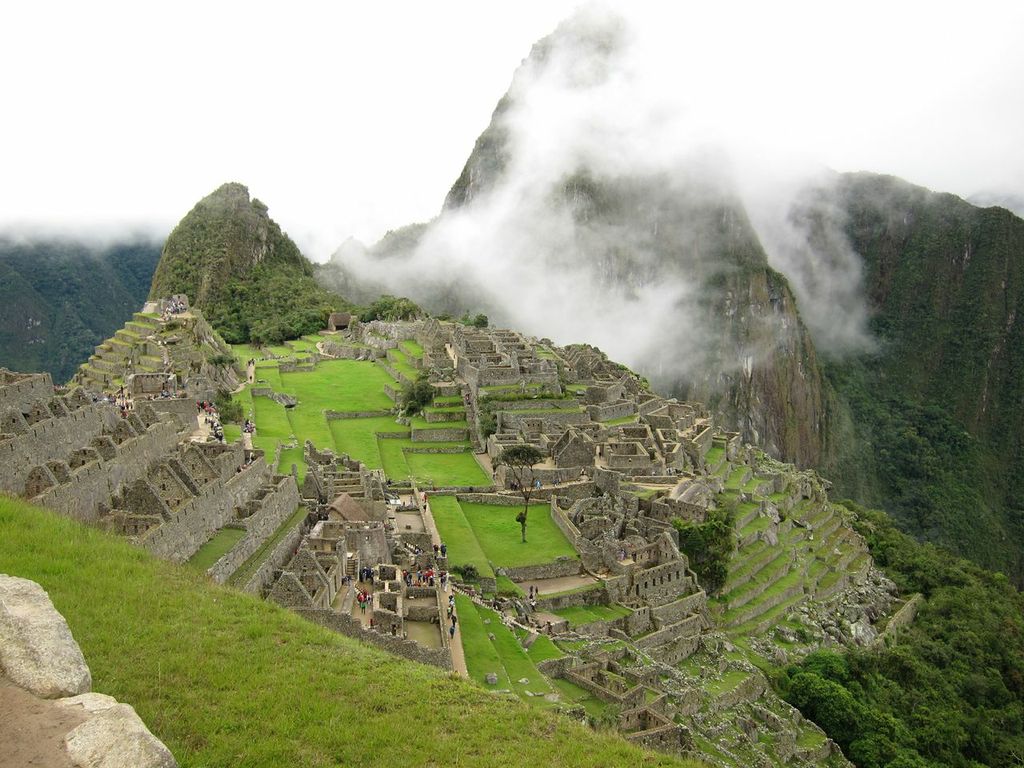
[0,676,84,768]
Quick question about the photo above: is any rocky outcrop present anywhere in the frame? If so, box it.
[0,574,176,768]
[0,574,91,698]
[60,693,177,768]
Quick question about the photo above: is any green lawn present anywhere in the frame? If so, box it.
[552,604,631,627]
[0,498,696,768]
[329,417,409,469]
[459,502,578,568]
[428,497,494,579]
[281,360,395,413]
[385,351,419,382]
[404,452,491,488]
[400,339,424,358]
[188,527,246,571]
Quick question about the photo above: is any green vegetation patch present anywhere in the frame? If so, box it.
[399,339,424,358]
[404,452,491,488]
[329,417,408,470]
[188,527,246,571]
[553,604,631,627]
[281,359,395,413]
[427,497,494,579]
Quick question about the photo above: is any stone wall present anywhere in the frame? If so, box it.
[0,406,110,495]
[411,426,469,442]
[295,607,452,670]
[587,401,636,422]
[137,458,271,562]
[0,371,54,413]
[206,478,301,584]
[239,512,310,596]
[146,398,200,428]
[33,419,182,523]
[501,557,581,582]
[325,410,395,420]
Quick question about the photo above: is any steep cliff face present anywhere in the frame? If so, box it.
[807,173,1024,580]
[150,183,340,344]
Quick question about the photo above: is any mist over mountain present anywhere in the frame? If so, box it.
[0,235,162,382]
[321,8,1024,580]
[321,9,847,469]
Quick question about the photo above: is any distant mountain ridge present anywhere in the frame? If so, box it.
[0,236,161,383]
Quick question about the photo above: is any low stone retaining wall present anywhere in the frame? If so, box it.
[295,607,451,671]
[502,557,582,582]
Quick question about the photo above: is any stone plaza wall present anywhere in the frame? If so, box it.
[145,398,199,428]
[239,512,310,596]
[0,371,54,413]
[0,407,110,495]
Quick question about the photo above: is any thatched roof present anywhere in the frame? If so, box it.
[327,492,367,522]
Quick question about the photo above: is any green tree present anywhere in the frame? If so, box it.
[496,444,544,543]
[400,374,434,416]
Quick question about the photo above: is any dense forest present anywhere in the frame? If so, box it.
[778,502,1024,768]
[0,236,161,382]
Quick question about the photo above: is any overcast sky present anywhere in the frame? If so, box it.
[2,0,1022,259]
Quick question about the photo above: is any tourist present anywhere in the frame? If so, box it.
[449,624,455,639]
[439,542,447,557]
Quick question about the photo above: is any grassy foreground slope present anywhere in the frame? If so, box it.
[0,497,699,768]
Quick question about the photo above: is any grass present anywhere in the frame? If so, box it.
[551,678,611,719]
[600,415,639,426]
[459,502,578,569]
[707,669,749,695]
[456,595,554,702]
[0,498,698,767]
[428,496,495,579]
[385,351,420,382]
[400,339,424,358]
[553,604,631,627]
[329,417,409,469]
[404,452,491,488]
[496,574,525,597]
[187,527,246,571]
[281,360,395,413]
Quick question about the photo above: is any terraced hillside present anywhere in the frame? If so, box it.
[72,305,238,396]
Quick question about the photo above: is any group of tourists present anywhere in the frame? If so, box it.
[432,542,448,558]
[196,400,224,443]
[159,298,187,322]
[242,418,255,434]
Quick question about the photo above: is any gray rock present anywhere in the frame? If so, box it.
[0,574,91,698]
[485,672,498,685]
[60,693,177,768]
[518,677,530,684]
